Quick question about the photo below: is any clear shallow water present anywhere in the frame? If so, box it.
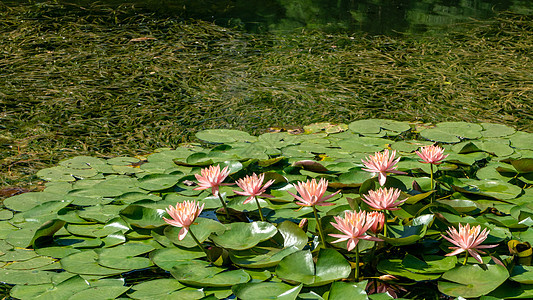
[62,0,532,34]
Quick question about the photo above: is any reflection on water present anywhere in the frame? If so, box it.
[99,0,532,34]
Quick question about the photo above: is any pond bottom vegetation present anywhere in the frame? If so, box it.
[0,120,532,299]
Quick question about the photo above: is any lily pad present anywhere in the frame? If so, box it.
[438,264,509,298]
[196,129,256,144]
[211,222,278,250]
[276,248,351,286]
[170,260,250,287]
[232,282,302,300]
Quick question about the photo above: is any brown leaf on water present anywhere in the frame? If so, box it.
[0,187,30,198]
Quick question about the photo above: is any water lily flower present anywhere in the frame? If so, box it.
[163,200,204,240]
[362,149,406,186]
[367,211,385,234]
[415,144,449,165]
[329,210,383,251]
[366,280,406,299]
[288,178,340,207]
[234,173,275,204]
[363,187,405,211]
[194,164,231,196]
[442,223,498,264]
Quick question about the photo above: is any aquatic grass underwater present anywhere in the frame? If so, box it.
[0,1,532,192]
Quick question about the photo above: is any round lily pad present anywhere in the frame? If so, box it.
[211,222,278,250]
[196,129,256,144]
[438,264,509,298]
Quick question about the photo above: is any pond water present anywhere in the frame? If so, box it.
[66,0,532,34]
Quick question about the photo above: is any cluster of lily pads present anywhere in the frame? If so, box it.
[1,119,532,299]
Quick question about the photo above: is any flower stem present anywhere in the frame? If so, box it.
[217,193,231,219]
[254,196,265,222]
[312,205,326,248]
[355,243,360,282]
[462,252,469,266]
[189,229,212,263]
[383,210,388,238]
[430,163,435,204]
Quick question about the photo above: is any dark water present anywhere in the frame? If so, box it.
[61,0,532,34]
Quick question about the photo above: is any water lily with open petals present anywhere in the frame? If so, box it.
[234,173,275,204]
[194,164,231,196]
[442,223,498,264]
[163,200,204,240]
[329,210,383,251]
[362,149,405,186]
[288,178,340,207]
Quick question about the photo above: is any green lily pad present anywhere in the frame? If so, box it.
[511,158,533,174]
[120,205,167,228]
[480,123,516,138]
[0,269,55,285]
[438,264,509,298]
[211,222,278,250]
[510,265,533,284]
[455,179,522,200]
[3,191,64,212]
[164,217,226,248]
[129,278,200,299]
[60,250,124,276]
[149,247,205,271]
[232,282,302,300]
[69,285,130,300]
[196,129,256,144]
[97,242,155,270]
[9,275,89,299]
[136,173,181,191]
[276,248,351,286]
[170,260,250,287]
[328,281,368,300]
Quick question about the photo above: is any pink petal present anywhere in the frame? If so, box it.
[378,173,387,186]
[468,249,483,264]
[178,227,189,240]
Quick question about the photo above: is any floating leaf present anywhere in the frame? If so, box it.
[120,205,167,228]
[232,282,302,300]
[149,247,205,271]
[211,222,277,250]
[276,248,351,286]
[136,173,181,191]
[170,260,250,287]
[438,264,508,298]
[164,217,226,248]
[328,281,368,300]
[196,129,256,144]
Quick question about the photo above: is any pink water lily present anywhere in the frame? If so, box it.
[362,149,406,186]
[329,210,383,251]
[363,187,405,211]
[442,223,498,264]
[415,144,449,165]
[288,178,340,207]
[234,173,275,204]
[163,200,204,240]
[194,164,231,196]
[367,211,385,234]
